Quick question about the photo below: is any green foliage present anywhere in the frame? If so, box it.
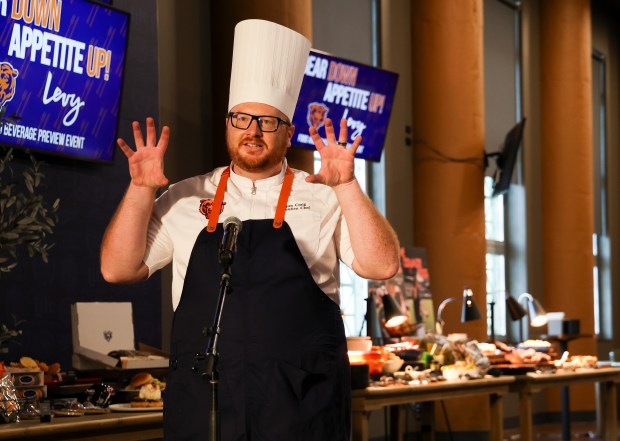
[0,146,60,275]
[0,316,25,349]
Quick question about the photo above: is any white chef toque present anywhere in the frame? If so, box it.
[228,19,311,121]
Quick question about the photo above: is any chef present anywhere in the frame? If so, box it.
[101,19,400,440]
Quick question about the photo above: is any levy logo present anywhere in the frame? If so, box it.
[342,108,366,140]
[0,62,19,114]
[42,71,85,127]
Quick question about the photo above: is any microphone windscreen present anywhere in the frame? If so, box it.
[223,216,243,232]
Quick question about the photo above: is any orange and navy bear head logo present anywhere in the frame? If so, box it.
[306,102,329,130]
[0,62,19,112]
[199,199,226,220]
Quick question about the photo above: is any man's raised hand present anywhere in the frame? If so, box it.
[306,117,361,187]
[117,117,170,189]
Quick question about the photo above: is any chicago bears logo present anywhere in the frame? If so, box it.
[0,62,19,113]
[199,199,226,220]
[306,102,329,129]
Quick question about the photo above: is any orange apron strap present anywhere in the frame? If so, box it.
[273,166,293,228]
[206,167,230,233]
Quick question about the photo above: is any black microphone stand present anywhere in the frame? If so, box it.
[200,251,234,441]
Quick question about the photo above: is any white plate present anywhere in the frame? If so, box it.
[597,361,620,368]
[108,403,163,412]
[517,344,551,353]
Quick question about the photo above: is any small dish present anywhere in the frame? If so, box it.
[382,358,404,374]
[517,344,551,353]
[441,368,481,381]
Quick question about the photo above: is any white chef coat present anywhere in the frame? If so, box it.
[144,159,355,310]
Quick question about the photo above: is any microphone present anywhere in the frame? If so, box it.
[219,217,242,266]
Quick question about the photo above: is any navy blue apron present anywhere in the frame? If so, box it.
[163,170,351,441]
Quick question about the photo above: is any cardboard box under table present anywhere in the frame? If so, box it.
[71,302,168,370]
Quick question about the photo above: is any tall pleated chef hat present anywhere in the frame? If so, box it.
[228,19,311,120]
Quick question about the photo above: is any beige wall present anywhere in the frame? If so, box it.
[521,0,545,342]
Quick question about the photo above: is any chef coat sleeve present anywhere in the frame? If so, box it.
[143,194,174,277]
[335,213,355,269]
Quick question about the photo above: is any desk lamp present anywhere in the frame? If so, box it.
[461,287,482,322]
[365,290,385,345]
[487,300,496,342]
[382,294,408,329]
[364,291,408,344]
[506,292,527,321]
[517,292,548,342]
[505,292,527,343]
[487,290,519,342]
[435,297,456,335]
[435,288,482,335]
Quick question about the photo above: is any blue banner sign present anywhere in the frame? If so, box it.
[292,49,398,162]
[0,0,129,162]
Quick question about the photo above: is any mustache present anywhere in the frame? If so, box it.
[240,138,265,145]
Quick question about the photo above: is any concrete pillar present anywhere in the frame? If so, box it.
[411,0,487,341]
[540,0,595,411]
[411,0,487,432]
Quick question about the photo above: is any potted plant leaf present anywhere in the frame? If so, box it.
[0,111,60,274]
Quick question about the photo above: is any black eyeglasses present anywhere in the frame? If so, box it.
[228,112,291,132]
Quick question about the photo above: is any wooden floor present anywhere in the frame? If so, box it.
[503,421,614,441]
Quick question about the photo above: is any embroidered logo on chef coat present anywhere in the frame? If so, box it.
[199,199,226,220]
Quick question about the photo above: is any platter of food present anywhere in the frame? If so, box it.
[517,339,552,352]
[596,361,620,368]
[117,372,165,409]
[489,363,538,375]
[383,341,421,361]
[440,361,483,381]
